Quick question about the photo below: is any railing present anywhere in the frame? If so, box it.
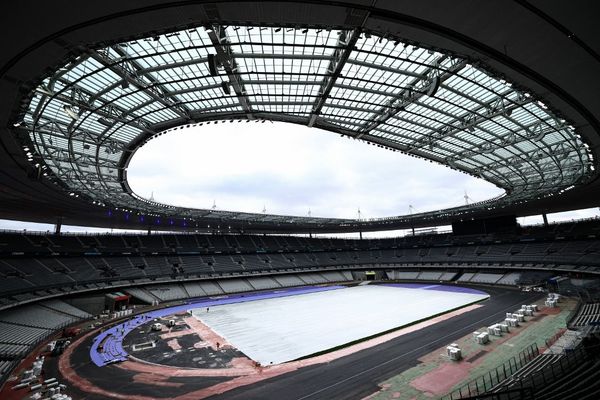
[453,387,534,400]
[544,328,567,349]
[504,344,592,393]
[0,317,81,391]
[441,343,539,400]
[565,299,583,329]
[448,343,600,400]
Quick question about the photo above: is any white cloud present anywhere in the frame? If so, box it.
[127,122,504,219]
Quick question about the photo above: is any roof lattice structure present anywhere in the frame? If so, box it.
[18,24,594,229]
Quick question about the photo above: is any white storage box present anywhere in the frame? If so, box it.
[477,332,489,344]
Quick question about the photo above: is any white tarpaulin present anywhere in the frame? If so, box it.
[192,285,488,365]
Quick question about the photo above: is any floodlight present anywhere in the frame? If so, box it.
[63,105,78,120]
[426,76,440,97]
[97,117,113,126]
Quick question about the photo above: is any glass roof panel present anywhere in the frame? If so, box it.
[17,24,593,227]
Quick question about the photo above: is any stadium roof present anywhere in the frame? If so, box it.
[0,1,599,233]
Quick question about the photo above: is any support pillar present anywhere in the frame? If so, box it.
[359,231,363,240]
[54,217,62,235]
[147,227,151,235]
[542,213,549,227]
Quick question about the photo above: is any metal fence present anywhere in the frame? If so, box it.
[504,345,590,393]
[450,387,534,400]
[448,343,599,400]
[565,299,583,329]
[442,343,539,400]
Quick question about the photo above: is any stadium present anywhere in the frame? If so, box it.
[1,1,600,399]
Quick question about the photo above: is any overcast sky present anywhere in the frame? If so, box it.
[0,121,597,234]
[128,122,504,219]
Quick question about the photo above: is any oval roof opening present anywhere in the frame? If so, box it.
[127,121,504,219]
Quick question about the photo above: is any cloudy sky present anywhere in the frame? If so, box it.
[128,122,503,219]
[0,121,597,234]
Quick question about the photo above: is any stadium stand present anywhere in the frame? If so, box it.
[1,4,599,397]
[0,296,92,388]
[120,272,356,305]
[390,271,420,280]
[0,304,80,330]
[0,359,18,389]
[492,343,600,400]
[496,272,522,286]
[273,275,310,287]
[181,282,209,298]
[468,273,505,284]
[570,303,600,327]
[217,279,254,294]
[416,271,443,281]
[3,228,599,310]
[125,288,159,304]
[146,284,189,302]
[457,272,475,282]
[0,227,598,397]
[246,277,281,291]
[0,223,598,392]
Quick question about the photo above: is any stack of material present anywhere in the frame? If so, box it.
[474,331,489,344]
[487,324,503,336]
[513,311,526,322]
[447,343,462,361]
[31,356,43,376]
[110,308,133,319]
[519,305,535,316]
[545,296,557,307]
